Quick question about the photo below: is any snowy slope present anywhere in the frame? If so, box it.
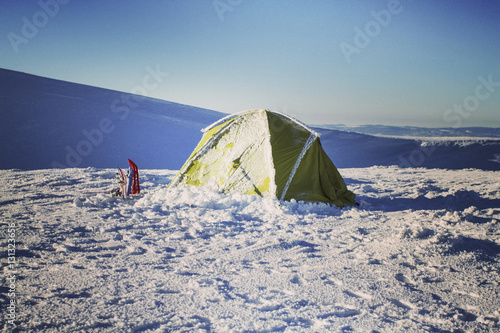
[317,129,500,171]
[1,167,499,332]
[0,69,224,170]
[1,69,500,332]
[2,68,499,171]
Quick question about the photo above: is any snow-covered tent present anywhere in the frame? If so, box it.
[169,110,355,207]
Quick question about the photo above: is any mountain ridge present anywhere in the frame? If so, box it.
[317,124,500,138]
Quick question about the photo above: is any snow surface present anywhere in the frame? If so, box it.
[2,166,500,332]
[2,68,500,332]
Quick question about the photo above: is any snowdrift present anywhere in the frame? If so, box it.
[1,68,499,171]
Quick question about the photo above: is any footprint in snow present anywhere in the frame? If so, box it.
[343,289,372,300]
[259,304,282,312]
[368,258,382,265]
[395,273,415,285]
[126,246,147,255]
[290,275,302,285]
[390,298,415,310]
[318,306,361,318]
[320,275,343,287]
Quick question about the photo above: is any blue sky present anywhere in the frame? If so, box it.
[1,0,499,127]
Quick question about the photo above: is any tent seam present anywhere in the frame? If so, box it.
[262,111,277,198]
[268,110,321,138]
[201,110,257,133]
[279,132,318,201]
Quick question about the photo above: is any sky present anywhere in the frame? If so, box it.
[1,0,499,127]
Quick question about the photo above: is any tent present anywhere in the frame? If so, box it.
[169,110,355,207]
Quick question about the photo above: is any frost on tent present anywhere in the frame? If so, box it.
[169,110,356,207]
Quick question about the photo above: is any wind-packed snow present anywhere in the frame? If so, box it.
[2,166,499,332]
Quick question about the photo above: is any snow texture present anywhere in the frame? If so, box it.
[1,68,500,332]
[1,166,500,332]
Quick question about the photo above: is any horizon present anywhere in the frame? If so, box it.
[1,1,499,128]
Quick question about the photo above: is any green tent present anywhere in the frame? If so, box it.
[169,110,355,207]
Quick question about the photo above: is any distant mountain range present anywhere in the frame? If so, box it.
[316,124,500,138]
[1,68,499,171]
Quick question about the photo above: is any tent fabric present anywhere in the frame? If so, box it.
[169,110,355,207]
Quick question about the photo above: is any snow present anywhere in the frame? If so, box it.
[316,129,500,171]
[1,68,500,332]
[2,68,500,171]
[2,166,500,332]
[0,69,224,170]
[316,124,500,139]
